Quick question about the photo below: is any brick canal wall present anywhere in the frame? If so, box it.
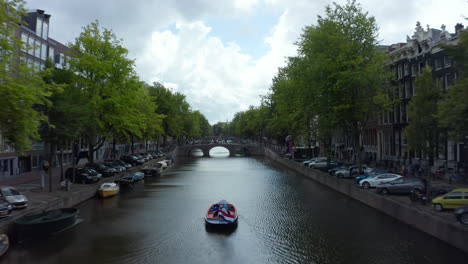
[263,147,468,254]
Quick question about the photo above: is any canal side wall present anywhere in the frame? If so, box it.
[263,147,468,254]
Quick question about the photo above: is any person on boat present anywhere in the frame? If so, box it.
[221,204,231,216]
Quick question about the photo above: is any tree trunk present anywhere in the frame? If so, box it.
[112,138,116,159]
[131,136,134,154]
[88,139,95,165]
[59,149,64,181]
[48,143,56,192]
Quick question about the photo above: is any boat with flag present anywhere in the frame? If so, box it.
[205,200,238,226]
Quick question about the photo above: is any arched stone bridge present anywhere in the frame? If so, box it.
[175,143,264,157]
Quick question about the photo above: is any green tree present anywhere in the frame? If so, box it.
[296,0,387,164]
[0,0,53,154]
[406,66,442,186]
[67,21,147,163]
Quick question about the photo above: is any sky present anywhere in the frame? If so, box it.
[26,0,467,125]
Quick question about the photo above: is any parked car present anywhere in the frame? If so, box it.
[103,162,126,172]
[308,158,331,168]
[303,157,326,167]
[328,165,350,176]
[354,169,391,184]
[65,168,102,184]
[432,188,468,211]
[358,173,403,189]
[317,161,342,172]
[336,165,372,178]
[105,159,132,169]
[0,197,12,218]
[376,177,426,195]
[312,160,340,170]
[136,154,149,162]
[120,155,144,166]
[85,163,117,177]
[454,205,468,225]
[0,186,28,209]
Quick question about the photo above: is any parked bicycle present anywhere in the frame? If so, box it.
[409,187,448,205]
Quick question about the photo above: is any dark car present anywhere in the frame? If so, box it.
[120,155,144,166]
[85,163,117,177]
[0,197,12,218]
[454,205,468,225]
[103,162,126,172]
[316,161,341,172]
[105,159,132,169]
[65,168,102,184]
[376,177,426,195]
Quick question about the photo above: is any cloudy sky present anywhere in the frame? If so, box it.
[27,0,467,124]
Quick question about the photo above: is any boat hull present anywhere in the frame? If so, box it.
[14,208,81,242]
[0,234,9,257]
[97,189,119,198]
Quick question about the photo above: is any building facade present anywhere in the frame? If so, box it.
[377,22,464,170]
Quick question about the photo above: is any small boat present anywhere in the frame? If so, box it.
[0,234,9,257]
[14,208,82,242]
[128,171,145,181]
[97,182,119,198]
[205,200,238,226]
[141,165,162,176]
[157,161,168,170]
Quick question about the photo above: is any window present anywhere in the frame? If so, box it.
[464,193,468,199]
[36,18,43,37]
[28,37,34,55]
[446,73,454,88]
[21,33,28,51]
[398,64,403,79]
[404,63,409,76]
[42,22,48,39]
[48,47,54,61]
[405,80,411,98]
[32,156,38,168]
[41,43,47,60]
[435,58,442,70]
[445,192,463,199]
[419,62,424,73]
[34,40,41,58]
[444,56,451,67]
[34,61,40,72]
[411,64,417,77]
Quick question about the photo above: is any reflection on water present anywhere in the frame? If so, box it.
[209,146,229,157]
[2,157,467,264]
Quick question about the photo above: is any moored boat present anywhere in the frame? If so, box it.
[14,208,81,242]
[97,182,119,198]
[141,165,162,176]
[0,234,9,257]
[205,200,238,226]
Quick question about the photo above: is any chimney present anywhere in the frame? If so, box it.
[455,23,464,34]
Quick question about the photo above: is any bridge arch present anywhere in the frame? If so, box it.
[180,143,258,157]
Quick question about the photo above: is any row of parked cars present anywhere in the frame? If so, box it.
[301,157,468,225]
[65,151,166,184]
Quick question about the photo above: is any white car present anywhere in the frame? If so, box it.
[0,186,28,209]
[308,158,332,168]
[302,157,326,167]
[359,174,403,189]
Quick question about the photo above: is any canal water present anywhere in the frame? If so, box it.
[3,152,468,263]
